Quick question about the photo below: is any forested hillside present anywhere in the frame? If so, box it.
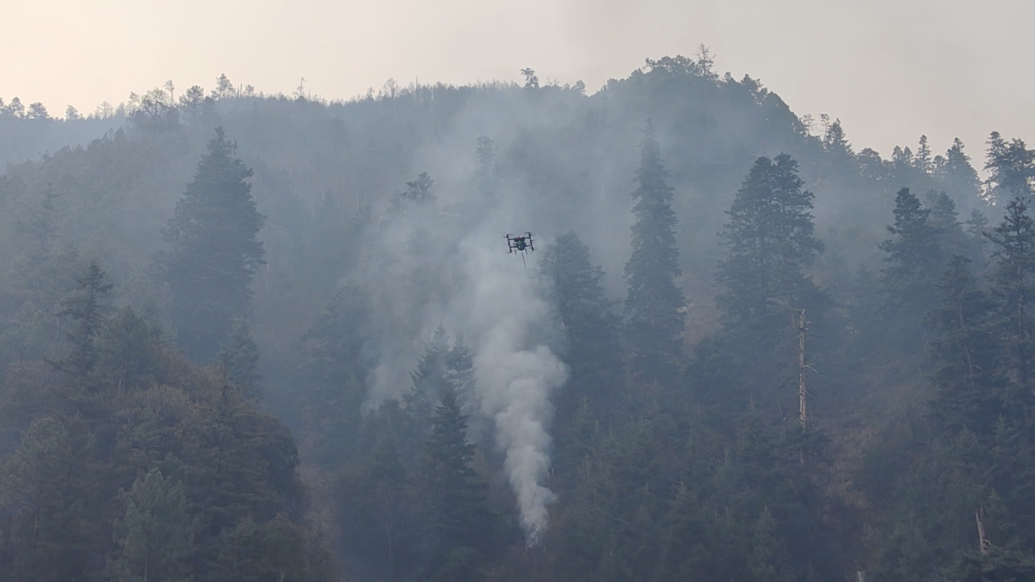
[1,55,1032,582]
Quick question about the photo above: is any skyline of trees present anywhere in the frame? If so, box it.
[1,56,1033,582]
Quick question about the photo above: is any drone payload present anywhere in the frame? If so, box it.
[505,232,535,268]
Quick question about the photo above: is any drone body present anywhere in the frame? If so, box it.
[506,233,535,254]
[505,232,535,267]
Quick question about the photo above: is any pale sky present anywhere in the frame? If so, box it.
[3,0,1032,159]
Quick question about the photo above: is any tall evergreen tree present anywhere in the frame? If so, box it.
[0,416,93,582]
[404,326,451,429]
[925,190,974,261]
[443,334,475,412]
[716,154,823,350]
[541,231,623,418]
[940,137,982,203]
[96,307,166,398]
[925,255,1002,437]
[879,188,942,321]
[624,120,684,386]
[55,260,114,389]
[984,132,1035,203]
[298,284,377,461]
[158,127,265,363]
[217,318,262,401]
[822,118,853,157]
[915,134,933,174]
[108,468,194,582]
[419,388,492,582]
[986,197,1035,392]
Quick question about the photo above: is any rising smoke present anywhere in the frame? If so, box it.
[359,134,571,544]
[461,231,569,544]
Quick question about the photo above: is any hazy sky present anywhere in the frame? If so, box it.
[4,0,1032,158]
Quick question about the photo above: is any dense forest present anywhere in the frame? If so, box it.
[1,55,1034,581]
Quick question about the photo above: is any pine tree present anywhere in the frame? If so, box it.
[0,416,93,581]
[158,127,265,363]
[986,197,1035,391]
[388,172,436,215]
[299,284,376,455]
[925,190,974,261]
[822,118,853,157]
[404,326,450,427]
[108,468,194,582]
[940,138,982,203]
[96,307,166,397]
[624,120,684,386]
[541,231,623,418]
[444,334,475,411]
[925,255,1002,437]
[915,134,933,174]
[879,188,942,319]
[217,318,262,401]
[419,388,492,582]
[55,260,114,388]
[716,154,823,352]
[984,132,1035,203]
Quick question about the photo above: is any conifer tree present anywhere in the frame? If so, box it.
[0,416,92,581]
[986,197,1035,391]
[984,132,1035,203]
[925,190,974,261]
[218,318,262,401]
[55,260,113,388]
[624,120,684,386]
[419,388,492,582]
[96,307,166,397]
[108,468,194,582]
[404,326,450,427]
[940,137,982,202]
[158,127,265,363]
[879,188,942,319]
[716,154,823,349]
[388,172,436,215]
[915,134,932,174]
[541,231,623,417]
[822,118,853,157]
[925,255,1002,437]
[444,334,475,410]
[299,284,376,452]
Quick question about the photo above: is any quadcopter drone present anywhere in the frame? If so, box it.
[505,232,535,267]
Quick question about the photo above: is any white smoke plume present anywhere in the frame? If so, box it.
[458,225,569,545]
[357,127,574,543]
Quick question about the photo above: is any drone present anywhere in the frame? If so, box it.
[505,232,535,268]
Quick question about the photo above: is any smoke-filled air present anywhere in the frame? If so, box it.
[7,13,1035,582]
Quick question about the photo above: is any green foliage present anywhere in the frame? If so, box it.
[880,188,942,312]
[939,138,982,203]
[218,318,261,401]
[419,389,494,580]
[10,57,1035,582]
[926,256,1002,437]
[158,127,265,363]
[624,120,684,386]
[54,260,114,388]
[0,415,93,581]
[540,232,623,421]
[108,468,194,582]
[986,196,1035,391]
[717,153,823,350]
[984,132,1035,203]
